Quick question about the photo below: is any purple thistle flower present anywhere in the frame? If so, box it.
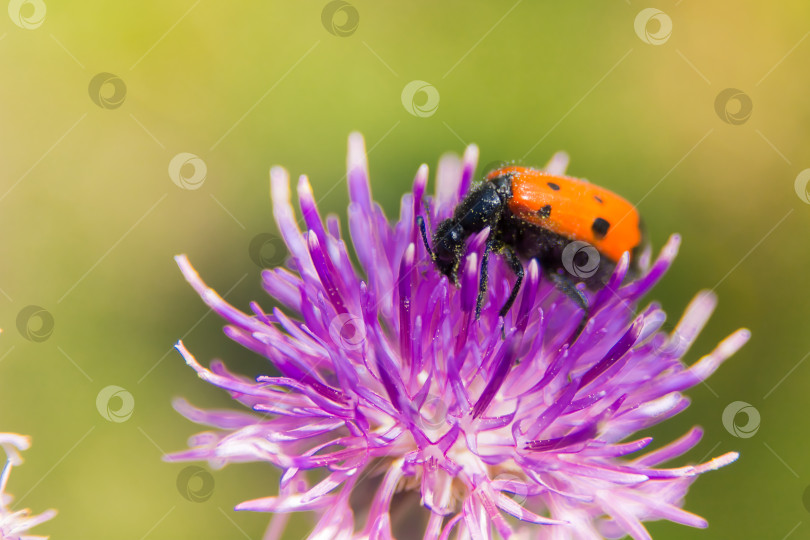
[0,432,56,539]
[168,133,749,539]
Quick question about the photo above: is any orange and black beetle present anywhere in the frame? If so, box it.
[418,165,646,338]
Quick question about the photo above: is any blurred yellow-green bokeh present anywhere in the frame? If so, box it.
[1,1,809,538]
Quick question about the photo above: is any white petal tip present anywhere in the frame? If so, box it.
[348,132,368,170]
[269,166,289,181]
[297,175,313,195]
[669,233,682,247]
[545,151,570,175]
[697,451,739,473]
[721,328,751,356]
[404,243,416,260]
[693,289,719,308]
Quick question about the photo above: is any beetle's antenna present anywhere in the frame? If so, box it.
[422,201,434,230]
[416,215,435,260]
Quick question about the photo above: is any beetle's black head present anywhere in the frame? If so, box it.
[432,218,465,281]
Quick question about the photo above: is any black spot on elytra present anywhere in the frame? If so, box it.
[592,217,610,239]
[537,204,551,218]
[594,195,603,204]
[547,182,560,191]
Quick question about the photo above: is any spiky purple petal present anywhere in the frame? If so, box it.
[168,134,748,540]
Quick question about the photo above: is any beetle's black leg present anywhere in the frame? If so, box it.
[547,271,589,342]
[416,215,434,260]
[475,234,498,320]
[499,247,524,319]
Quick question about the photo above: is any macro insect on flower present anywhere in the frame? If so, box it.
[417,164,645,340]
[168,133,749,539]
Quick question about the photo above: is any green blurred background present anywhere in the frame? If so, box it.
[0,1,808,538]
